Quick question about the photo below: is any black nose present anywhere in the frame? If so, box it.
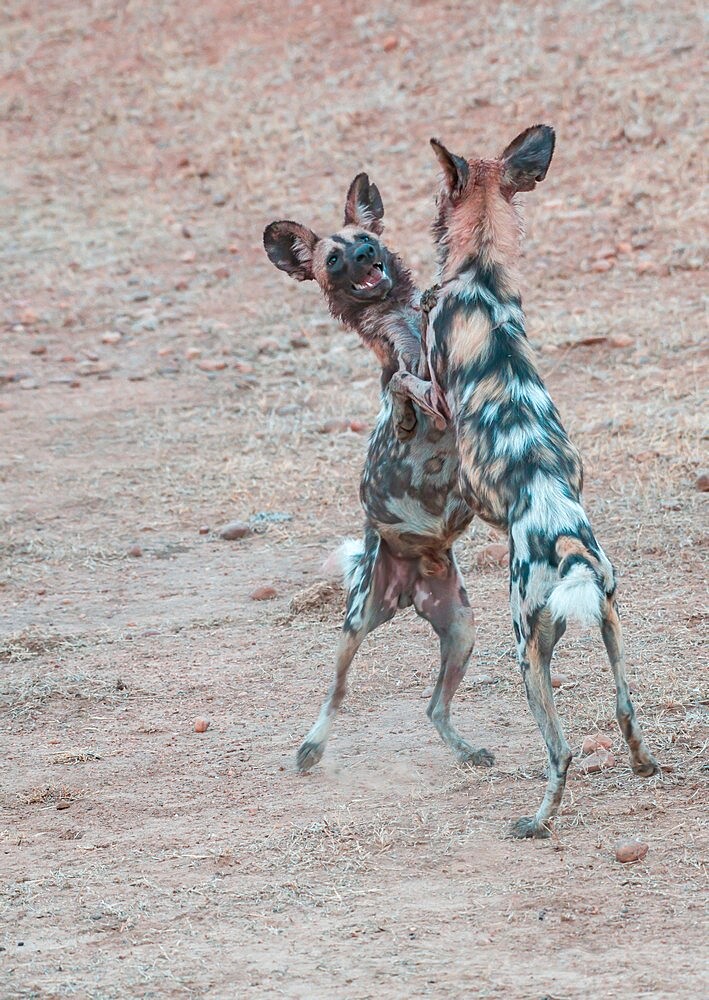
[354,243,375,264]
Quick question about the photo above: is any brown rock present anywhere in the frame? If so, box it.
[290,335,309,349]
[695,473,709,492]
[194,717,210,733]
[185,347,201,360]
[198,525,210,535]
[197,359,227,372]
[214,266,230,280]
[348,420,368,433]
[615,839,649,864]
[127,544,143,558]
[174,279,189,291]
[581,749,616,773]
[56,799,72,811]
[228,244,240,254]
[608,334,634,348]
[219,521,252,540]
[551,674,566,689]
[76,360,111,377]
[616,241,633,255]
[590,258,614,273]
[382,35,399,51]
[581,733,613,755]
[30,343,47,356]
[318,419,349,434]
[250,586,277,601]
[475,543,508,568]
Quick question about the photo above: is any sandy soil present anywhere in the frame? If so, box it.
[1,1,707,997]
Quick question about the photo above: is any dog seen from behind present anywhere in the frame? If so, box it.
[425,124,660,838]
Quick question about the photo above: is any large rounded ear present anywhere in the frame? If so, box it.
[430,138,469,197]
[501,124,555,194]
[263,221,319,281]
[344,173,384,234]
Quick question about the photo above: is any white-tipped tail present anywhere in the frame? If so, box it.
[547,563,603,627]
[321,538,364,589]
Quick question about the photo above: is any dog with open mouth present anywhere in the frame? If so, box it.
[264,175,492,772]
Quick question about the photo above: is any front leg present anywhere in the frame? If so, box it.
[389,370,449,432]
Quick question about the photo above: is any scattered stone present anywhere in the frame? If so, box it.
[608,334,634,348]
[623,119,653,143]
[56,800,72,811]
[219,521,252,540]
[19,307,38,325]
[348,420,368,433]
[194,717,210,733]
[198,525,210,535]
[30,343,47,356]
[422,685,435,699]
[212,193,228,206]
[635,260,661,276]
[318,418,349,434]
[615,241,633,255]
[214,266,230,280]
[582,733,613,755]
[382,35,399,51]
[551,674,566,689]
[695,473,709,492]
[76,360,111,377]
[60,354,77,363]
[197,359,227,372]
[590,258,614,273]
[181,250,196,264]
[102,331,122,345]
[250,585,278,601]
[290,335,309,349]
[185,347,201,360]
[131,291,150,302]
[580,749,616,773]
[594,244,617,260]
[228,244,240,254]
[181,224,192,238]
[475,543,508,568]
[174,279,189,291]
[615,839,649,864]
[19,378,39,390]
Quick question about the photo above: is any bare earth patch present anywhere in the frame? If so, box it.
[0,1,707,997]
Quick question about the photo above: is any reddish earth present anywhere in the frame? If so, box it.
[1,2,707,997]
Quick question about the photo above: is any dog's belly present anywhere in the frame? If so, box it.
[360,400,473,556]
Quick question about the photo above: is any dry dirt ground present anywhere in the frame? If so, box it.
[1,1,707,997]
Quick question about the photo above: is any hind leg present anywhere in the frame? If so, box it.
[510,605,572,839]
[601,598,659,776]
[296,533,399,771]
[413,556,494,767]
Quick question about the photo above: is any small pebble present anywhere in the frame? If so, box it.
[185,347,201,360]
[56,800,72,811]
[290,335,309,349]
[194,717,210,733]
[198,525,210,535]
[102,331,122,345]
[590,258,614,273]
[581,733,613,755]
[197,359,227,372]
[181,250,196,264]
[609,334,634,348]
[214,266,230,280]
[212,193,228,206]
[615,839,649,864]
[382,35,399,51]
[421,685,435,699]
[348,420,368,433]
[127,544,143,558]
[581,749,616,773]
[250,586,277,601]
[318,419,349,434]
[551,674,566,689]
[695,473,709,492]
[219,521,252,540]
[30,343,47,355]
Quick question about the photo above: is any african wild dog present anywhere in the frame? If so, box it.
[423,125,660,838]
[264,175,492,771]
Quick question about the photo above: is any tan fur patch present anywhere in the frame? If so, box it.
[447,308,491,368]
[555,535,600,572]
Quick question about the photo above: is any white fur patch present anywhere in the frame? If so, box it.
[322,538,363,588]
[547,563,603,627]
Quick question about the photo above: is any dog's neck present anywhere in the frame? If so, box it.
[326,254,420,386]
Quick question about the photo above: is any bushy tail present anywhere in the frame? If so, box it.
[547,537,609,627]
[321,538,364,590]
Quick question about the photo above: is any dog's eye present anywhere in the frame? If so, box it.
[327,254,338,267]
[356,234,368,241]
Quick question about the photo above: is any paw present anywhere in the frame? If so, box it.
[508,816,552,840]
[296,741,324,772]
[458,745,495,768]
[632,755,660,778]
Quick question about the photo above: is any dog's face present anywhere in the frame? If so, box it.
[263,174,393,305]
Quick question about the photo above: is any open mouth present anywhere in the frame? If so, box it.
[352,261,385,291]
